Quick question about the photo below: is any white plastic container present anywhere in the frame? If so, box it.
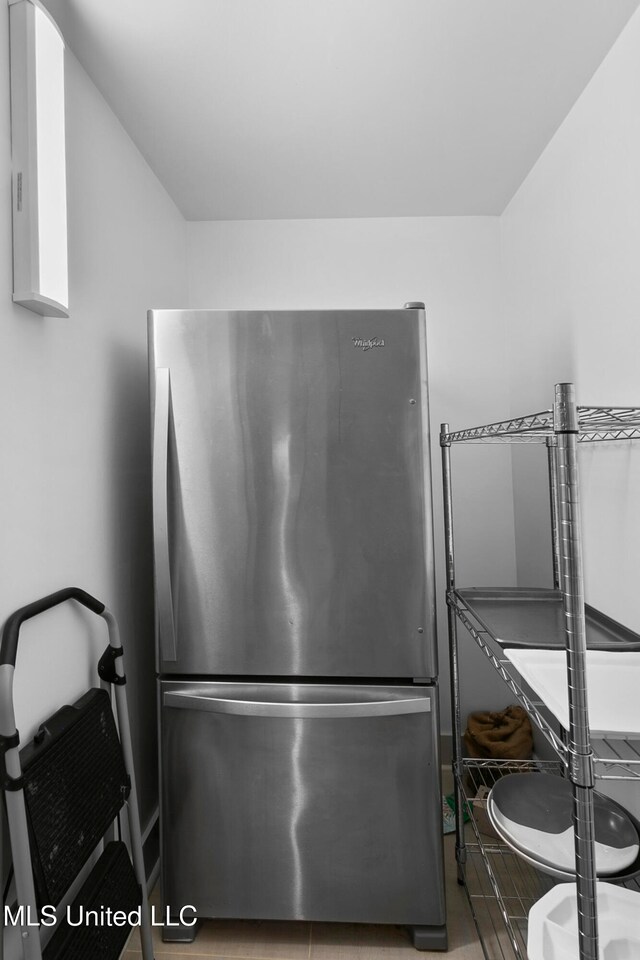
[504,649,640,738]
[527,882,640,960]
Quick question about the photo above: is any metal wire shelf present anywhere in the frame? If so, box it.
[442,384,640,960]
[459,759,640,960]
[594,739,640,783]
[441,405,640,445]
[450,589,640,782]
[458,760,560,960]
[448,591,569,764]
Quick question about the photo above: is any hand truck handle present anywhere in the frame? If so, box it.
[0,588,105,666]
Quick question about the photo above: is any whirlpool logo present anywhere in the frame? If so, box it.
[352,337,385,351]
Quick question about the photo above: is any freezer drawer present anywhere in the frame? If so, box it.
[160,681,445,927]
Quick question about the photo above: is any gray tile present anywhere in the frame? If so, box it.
[309,922,418,959]
[125,918,310,958]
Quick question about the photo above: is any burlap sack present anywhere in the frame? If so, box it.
[464,705,534,791]
[464,704,533,762]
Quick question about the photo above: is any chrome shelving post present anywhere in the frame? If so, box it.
[546,438,561,590]
[554,382,598,960]
[440,423,466,883]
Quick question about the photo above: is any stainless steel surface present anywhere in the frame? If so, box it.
[163,681,431,717]
[149,308,435,678]
[418,312,438,676]
[160,680,445,925]
[441,423,467,879]
[151,308,444,934]
[152,366,177,662]
[455,587,640,651]
[547,439,561,590]
[555,382,598,960]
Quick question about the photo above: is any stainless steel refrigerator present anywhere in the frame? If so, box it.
[149,306,446,951]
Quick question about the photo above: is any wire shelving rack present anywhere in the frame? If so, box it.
[440,383,640,960]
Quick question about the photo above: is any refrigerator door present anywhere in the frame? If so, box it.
[150,308,436,678]
[159,681,445,926]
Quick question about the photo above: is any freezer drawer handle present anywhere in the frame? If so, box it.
[163,690,431,718]
[153,367,177,662]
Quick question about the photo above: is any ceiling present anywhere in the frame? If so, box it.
[42,0,640,221]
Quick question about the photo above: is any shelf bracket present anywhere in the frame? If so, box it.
[568,747,595,789]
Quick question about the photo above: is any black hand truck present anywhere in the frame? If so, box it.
[0,588,155,960]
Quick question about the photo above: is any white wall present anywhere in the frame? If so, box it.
[0,5,187,837]
[187,216,519,729]
[502,7,640,630]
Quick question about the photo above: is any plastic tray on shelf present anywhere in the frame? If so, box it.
[528,882,640,960]
[504,648,640,739]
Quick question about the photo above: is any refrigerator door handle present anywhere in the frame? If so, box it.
[153,367,177,662]
[163,689,432,718]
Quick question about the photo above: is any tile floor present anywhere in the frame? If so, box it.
[122,832,483,960]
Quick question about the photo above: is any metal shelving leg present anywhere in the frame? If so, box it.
[554,382,598,960]
[546,438,561,591]
[441,424,466,883]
